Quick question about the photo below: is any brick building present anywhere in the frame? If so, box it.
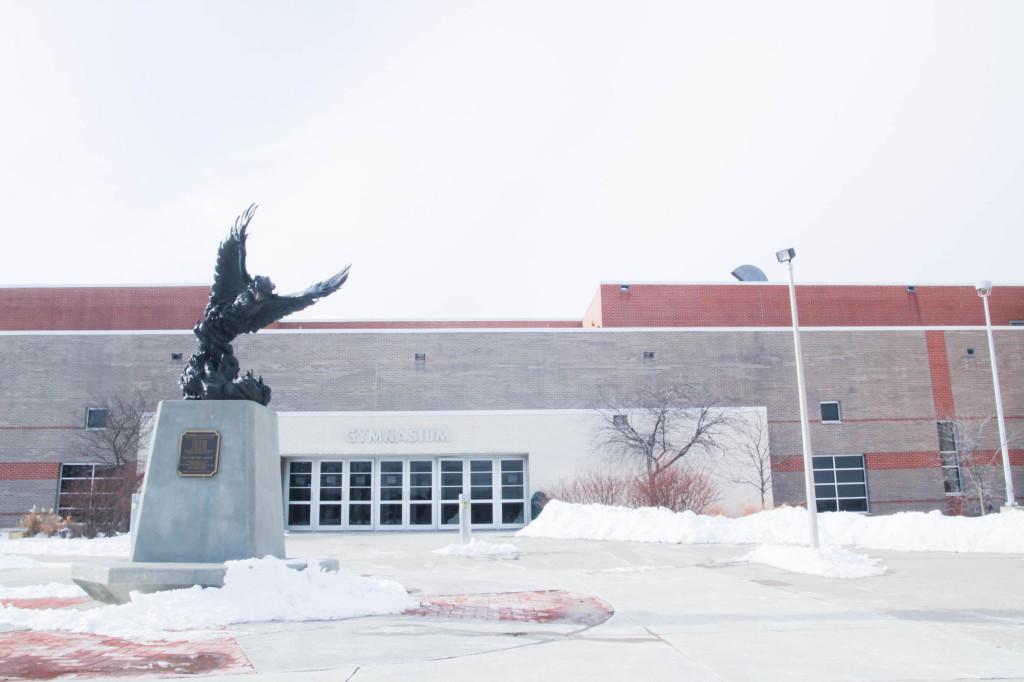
[0,282,1021,529]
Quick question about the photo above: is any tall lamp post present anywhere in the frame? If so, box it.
[777,248,820,548]
[976,281,1018,510]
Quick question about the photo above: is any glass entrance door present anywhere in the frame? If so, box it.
[285,455,528,531]
[317,462,343,527]
[347,460,373,528]
[409,460,434,526]
[378,461,404,527]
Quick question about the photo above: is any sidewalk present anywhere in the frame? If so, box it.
[2,531,1023,680]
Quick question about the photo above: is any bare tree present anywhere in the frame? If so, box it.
[948,418,1020,516]
[594,380,731,512]
[722,416,772,510]
[70,390,155,535]
[597,381,733,477]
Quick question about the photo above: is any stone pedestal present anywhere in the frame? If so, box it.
[73,400,306,604]
[130,400,286,563]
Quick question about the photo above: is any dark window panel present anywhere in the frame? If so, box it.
[813,470,835,484]
[502,503,525,525]
[471,503,493,524]
[319,488,342,502]
[348,505,371,525]
[288,505,310,526]
[410,505,433,525]
[441,504,460,524]
[812,456,833,469]
[318,505,342,525]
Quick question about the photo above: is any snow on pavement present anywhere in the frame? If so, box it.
[0,582,85,599]
[433,538,520,559]
[518,501,1024,553]
[0,534,129,558]
[0,555,55,570]
[742,545,887,578]
[0,557,416,638]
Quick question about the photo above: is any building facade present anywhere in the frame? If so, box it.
[1,282,1022,529]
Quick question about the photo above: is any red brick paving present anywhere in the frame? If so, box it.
[0,632,252,680]
[405,590,613,627]
[0,589,611,679]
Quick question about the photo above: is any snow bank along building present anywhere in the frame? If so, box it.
[1,282,1022,530]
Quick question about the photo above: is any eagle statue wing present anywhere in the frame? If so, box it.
[206,204,257,312]
[238,265,351,334]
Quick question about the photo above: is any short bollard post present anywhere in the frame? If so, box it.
[459,493,471,545]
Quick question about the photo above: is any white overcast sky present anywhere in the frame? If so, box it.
[1,1,1022,321]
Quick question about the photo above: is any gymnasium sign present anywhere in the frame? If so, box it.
[345,427,450,444]
[177,431,221,477]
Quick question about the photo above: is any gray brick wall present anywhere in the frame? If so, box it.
[1,327,1021,520]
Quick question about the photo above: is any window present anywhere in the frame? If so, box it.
[966,348,975,357]
[819,401,842,423]
[286,461,313,526]
[612,414,629,427]
[57,463,119,516]
[85,408,108,430]
[937,421,962,495]
[170,352,183,361]
[643,351,655,363]
[812,455,868,512]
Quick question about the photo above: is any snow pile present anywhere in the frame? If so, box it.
[517,501,1024,553]
[0,557,416,637]
[742,545,887,578]
[433,539,520,559]
[0,583,86,599]
[0,534,129,558]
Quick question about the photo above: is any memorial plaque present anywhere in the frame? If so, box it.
[177,430,221,477]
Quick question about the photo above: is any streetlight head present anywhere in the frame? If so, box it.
[776,248,796,263]
[976,280,993,297]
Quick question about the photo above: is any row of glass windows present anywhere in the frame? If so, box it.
[285,457,527,530]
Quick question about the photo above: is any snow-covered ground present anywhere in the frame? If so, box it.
[0,534,129,558]
[0,557,415,638]
[433,538,519,559]
[0,582,86,599]
[742,545,887,578]
[517,501,1024,553]
[0,554,55,570]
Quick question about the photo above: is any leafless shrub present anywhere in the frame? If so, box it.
[628,466,720,513]
[20,507,70,537]
[547,467,631,506]
[548,464,720,514]
[947,418,1021,516]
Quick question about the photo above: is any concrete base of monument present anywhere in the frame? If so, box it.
[71,558,341,605]
[132,400,286,564]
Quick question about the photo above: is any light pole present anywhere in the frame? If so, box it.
[777,248,820,548]
[976,281,1017,510]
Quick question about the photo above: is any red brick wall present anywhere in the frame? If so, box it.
[4,283,1022,331]
[0,287,209,331]
[597,284,1024,328]
[925,331,956,419]
[0,463,60,480]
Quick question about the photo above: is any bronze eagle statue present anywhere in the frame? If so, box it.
[179,204,350,405]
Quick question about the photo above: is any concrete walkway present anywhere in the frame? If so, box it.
[2,531,1024,680]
